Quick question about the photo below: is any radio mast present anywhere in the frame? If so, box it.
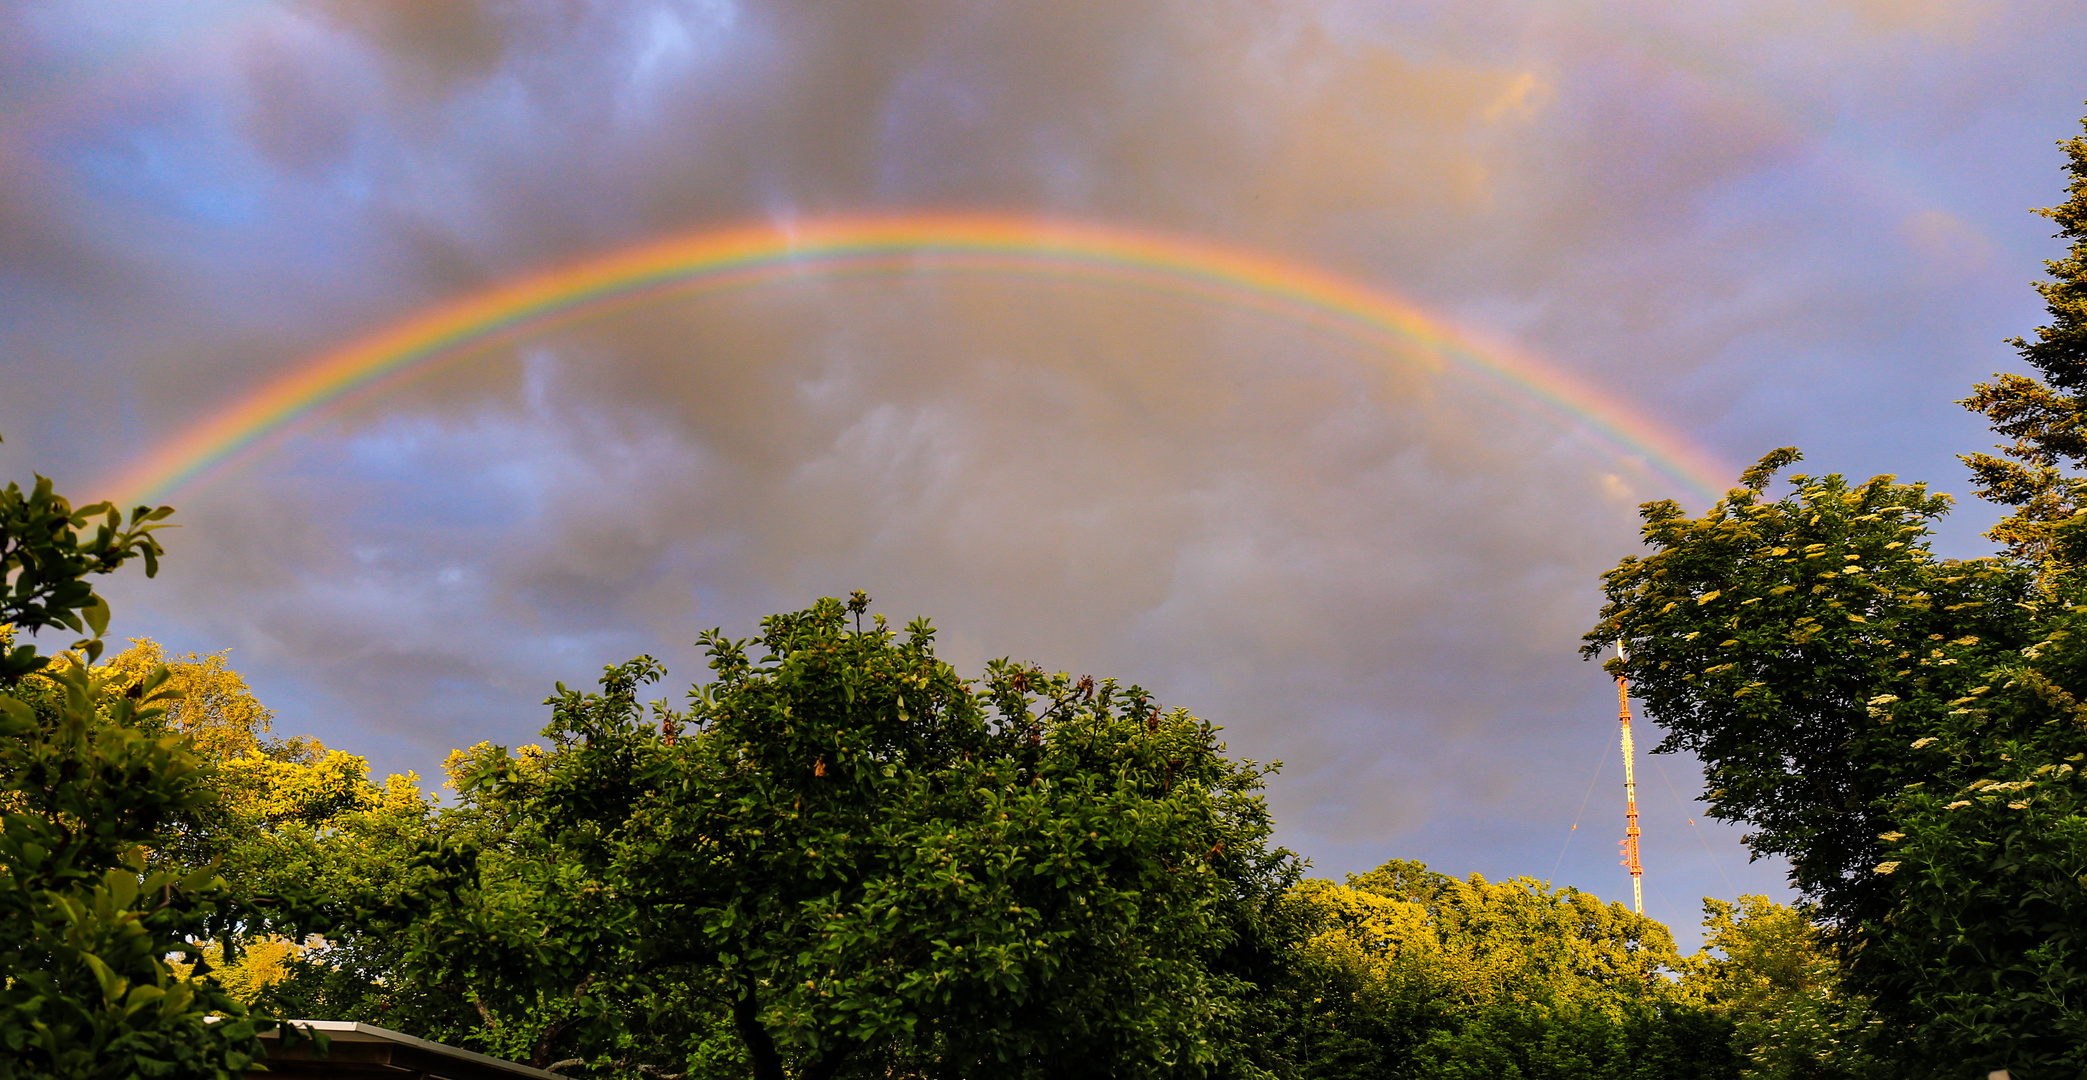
[1615,641,1644,915]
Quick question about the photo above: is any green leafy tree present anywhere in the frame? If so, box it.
[41,639,443,1022]
[0,446,315,1078]
[371,594,1300,1079]
[240,812,479,1049]
[1858,614,2087,1074]
[254,739,624,1068]
[1584,456,2034,930]
[1402,1000,1737,1080]
[190,738,435,1017]
[1583,454,2087,1074]
[1583,106,2087,1078]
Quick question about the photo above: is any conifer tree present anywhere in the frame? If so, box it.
[1961,109,2087,561]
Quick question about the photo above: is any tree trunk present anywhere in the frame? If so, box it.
[731,975,788,1080]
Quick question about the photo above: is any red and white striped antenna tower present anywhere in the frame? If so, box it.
[1615,639,1644,914]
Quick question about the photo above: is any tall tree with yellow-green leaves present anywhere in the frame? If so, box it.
[83,640,441,1011]
[1675,895,1879,1080]
[91,639,436,895]
[94,641,277,761]
[1282,859,1742,1080]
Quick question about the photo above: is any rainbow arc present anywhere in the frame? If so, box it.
[99,213,1729,507]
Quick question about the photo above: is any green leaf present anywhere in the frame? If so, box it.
[82,594,110,637]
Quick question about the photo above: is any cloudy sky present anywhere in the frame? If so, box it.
[6,0,2085,945]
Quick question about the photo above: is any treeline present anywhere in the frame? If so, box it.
[0,480,1866,1079]
[6,613,1858,1080]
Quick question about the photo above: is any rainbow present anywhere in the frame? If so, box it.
[101,213,1729,507]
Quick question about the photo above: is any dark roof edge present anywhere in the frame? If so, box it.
[262,1020,565,1080]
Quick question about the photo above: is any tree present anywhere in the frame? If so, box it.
[375,594,1300,1079]
[1583,457,2087,1074]
[187,738,434,1016]
[1678,896,1880,1080]
[0,464,170,679]
[0,447,315,1078]
[96,640,277,761]
[1961,108,2087,562]
[252,739,596,1067]
[1281,860,1738,1080]
[1581,106,2087,1077]
[1855,612,2087,1074]
[232,784,453,1037]
[85,639,434,886]
[44,638,443,1022]
[1584,457,2034,930]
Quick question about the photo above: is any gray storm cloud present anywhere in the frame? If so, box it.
[8,0,2085,940]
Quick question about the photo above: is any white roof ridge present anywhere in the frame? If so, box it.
[263,1019,565,1080]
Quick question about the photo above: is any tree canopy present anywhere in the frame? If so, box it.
[0,472,1873,1079]
[258,595,1299,1079]
[1284,860,1743,1080]
[0,459,320,1079]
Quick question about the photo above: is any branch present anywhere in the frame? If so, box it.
[433,983,499,1032]
[531,1018,576,1070]
[526,974,600,1068]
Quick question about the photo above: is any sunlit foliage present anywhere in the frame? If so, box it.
[1678,896,1880,1080]
[0,455,317,1080]
[1282,860,1739,1080]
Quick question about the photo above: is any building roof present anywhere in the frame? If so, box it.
[252,1020,563,1080]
